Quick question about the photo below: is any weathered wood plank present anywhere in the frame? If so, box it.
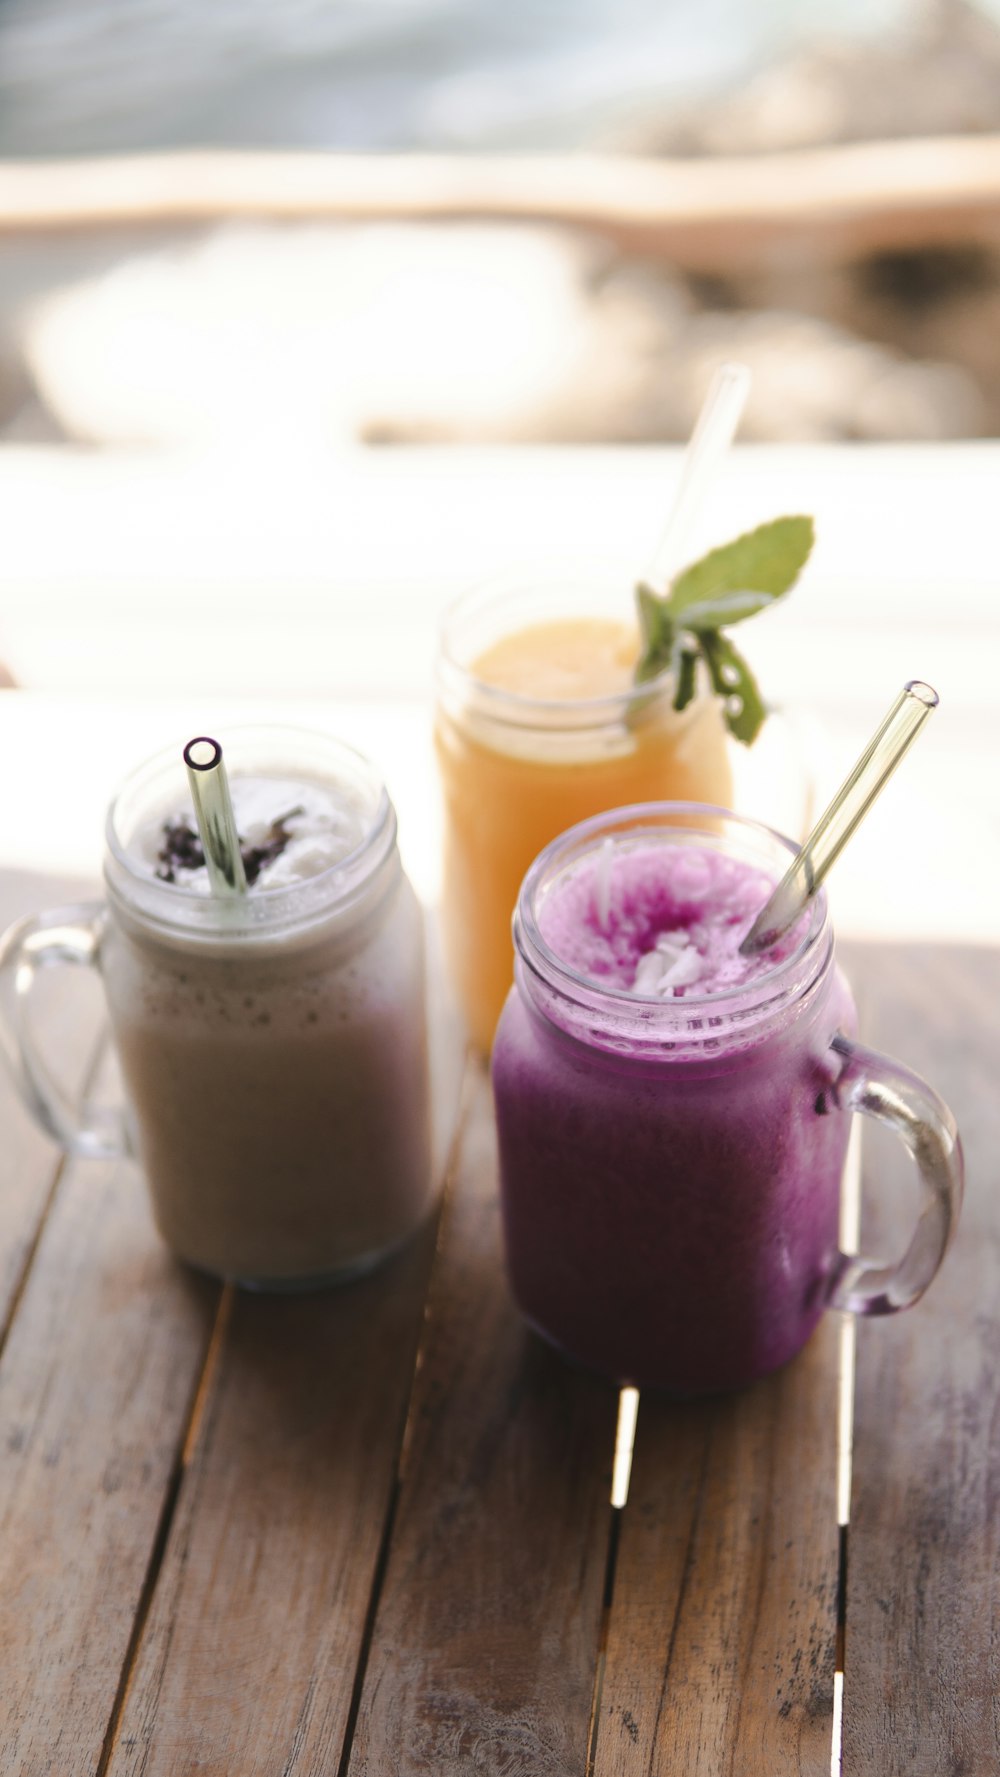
[0,1048,218,1777]
[0,869,106,1326]
[595,1319,840,1777]
[347,1064,619,1777]
[103,938,467,1776]
[105,1219,443,1777]
[839,942,1000,1777]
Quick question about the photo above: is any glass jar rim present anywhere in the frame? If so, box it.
[513,802,831,1046]
[103,724,397,943]
[435,557,681,732]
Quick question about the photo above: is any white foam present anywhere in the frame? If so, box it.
[632,929,704,997]
[130,772,370,893]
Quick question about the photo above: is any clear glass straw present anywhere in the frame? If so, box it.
[643,361,751,590]
[739,680,938,956]
[183,736,247,896]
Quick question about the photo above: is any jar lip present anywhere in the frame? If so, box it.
[434,647,678,730]
[514,801,830,1023]
[435,556,679,730]
[103,724,397,941]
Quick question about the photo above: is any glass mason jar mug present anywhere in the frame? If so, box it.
[491,804,964,1394]
[0,728,433,1288]
[434,561,733,1054]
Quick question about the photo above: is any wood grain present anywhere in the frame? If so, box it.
[595,1321,840,1777]
[103,923,467,1776]
[0,870,106,1328]
[839,943,1000,1777]
[0,1048,218,1776]
[105,1221,442,1777]
[346,1064,620,1777]
[2,908,995,1773]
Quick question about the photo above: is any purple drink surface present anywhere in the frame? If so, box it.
[492,839,856,1393]
[537,841,803,999]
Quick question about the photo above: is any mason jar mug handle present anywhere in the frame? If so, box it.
[826,1034,963,1315]
[0,904,129,1162]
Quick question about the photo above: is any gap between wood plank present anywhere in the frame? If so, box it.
[332,1049,476,1777]
[585,1387,645,1776]
[393,1048,475,1490]
[333,1466,405,1777]
[587,1124,861,1776]
[832,1110,863,1776]
[611,1387,640,1511]
[95,1282,233,1777]
[586,1505,626,1777]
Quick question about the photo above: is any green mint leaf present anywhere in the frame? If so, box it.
[674,589,778,631]
[633,515,813,739]
[669,515,814,618]
[698,631,767,745]
[673,645,699,712]
[634,581,675,684]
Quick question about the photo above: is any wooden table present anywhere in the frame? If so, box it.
[0,856,996,1776]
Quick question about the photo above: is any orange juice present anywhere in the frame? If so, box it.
[434,573,733,1051]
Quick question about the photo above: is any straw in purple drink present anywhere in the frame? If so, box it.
[739,681,939,956]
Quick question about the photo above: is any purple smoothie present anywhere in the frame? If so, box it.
[492,825,857,1393]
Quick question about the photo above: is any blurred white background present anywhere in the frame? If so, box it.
[0,0,997,946]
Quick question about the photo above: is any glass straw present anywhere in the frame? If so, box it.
[183,736,247,896]
[644,361,751,590]
[739,680,939,957]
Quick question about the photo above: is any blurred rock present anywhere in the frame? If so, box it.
[1,0,999,447]
[613,0,1000,436]
[667,309,983,441]
[20,222,626,447]
[14,219,982,447]
[644,0,1000,155]
[0,331,39,435]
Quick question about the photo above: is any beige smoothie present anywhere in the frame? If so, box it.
[101,739,432,1286]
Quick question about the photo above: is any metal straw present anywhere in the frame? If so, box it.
[739,681,939,957]
[644,361,751,590]
[183,736,247,896]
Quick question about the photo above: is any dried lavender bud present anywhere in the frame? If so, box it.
[156,818,206,883]
[239,806,305,887]
[155,804,305,887]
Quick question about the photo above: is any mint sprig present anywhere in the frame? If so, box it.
[634,515,814,744]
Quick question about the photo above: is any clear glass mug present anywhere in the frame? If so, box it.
[0,728,433,1289]
[434,561,735,1054]
[491,804,964,1394]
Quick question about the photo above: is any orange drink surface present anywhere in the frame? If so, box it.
[434,584,733,1052]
